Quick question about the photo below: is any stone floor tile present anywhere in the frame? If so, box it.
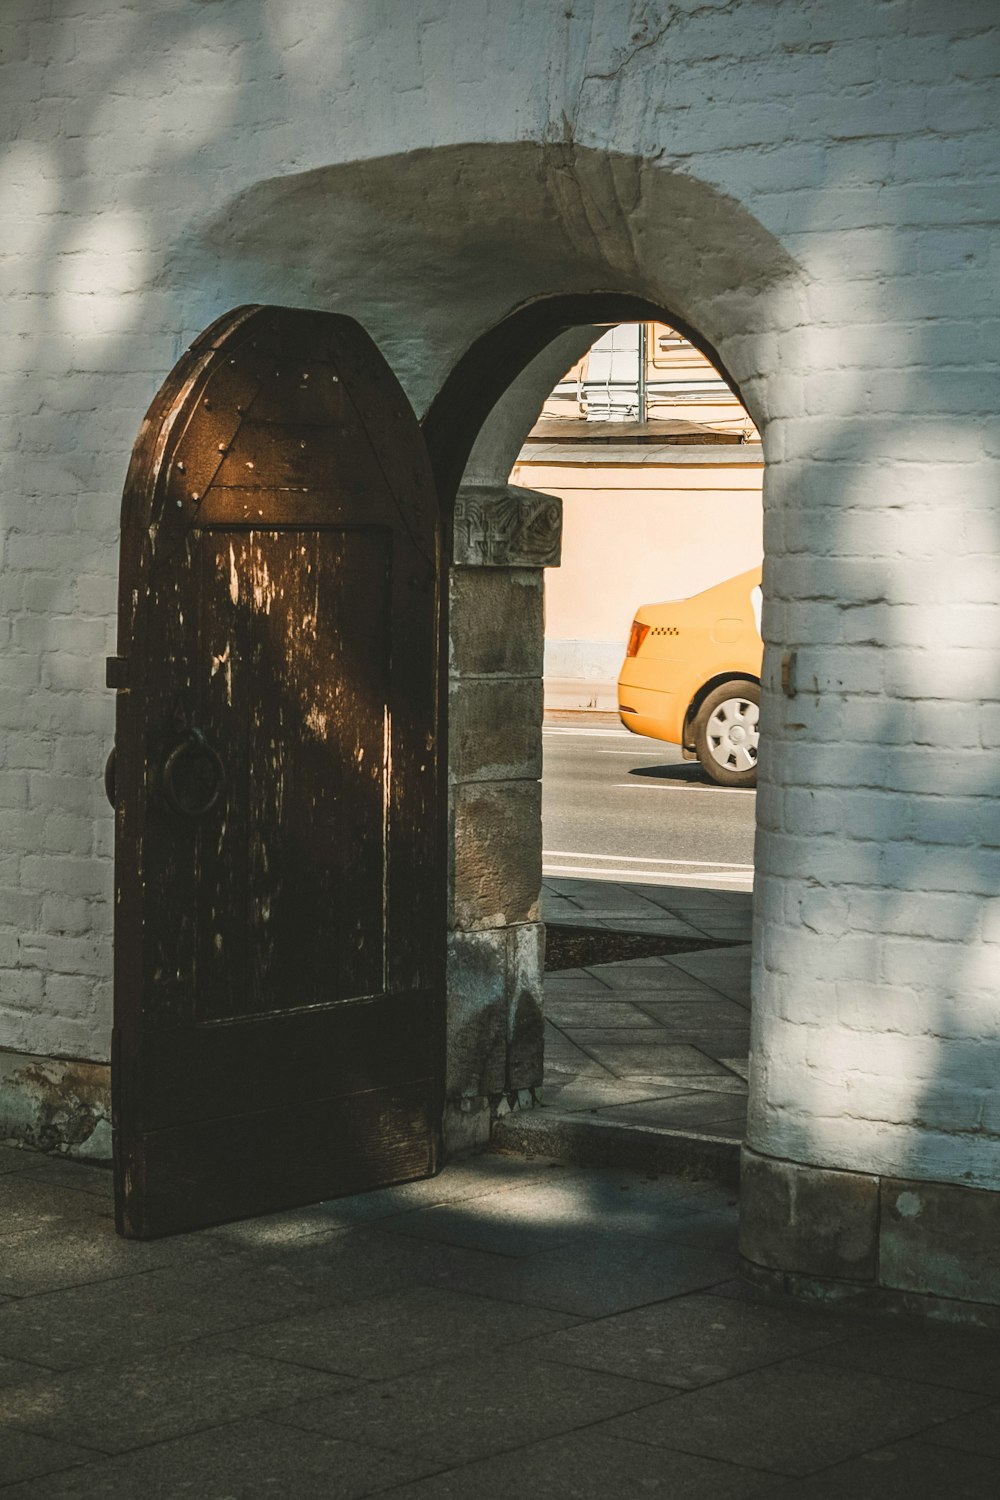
[527,1287,849,1389]
[563,983,714,1002]
[218,1284,577,1379]
[377,1427,766,1500]
[0,1217,225,1298]
[0,1227,486,1369]
[538,896,587,920]
[601,1356,988,1476]
[919,1402,1000,1457]
[579,1041,736,1078]
[0,1419,439,1500]
[627,882,749,903]
[615,980,738,1004]
[608,1164,730,1208]
[372,1178,599,1256]
[661,1031,750,1059]
[543,966,615,991]
[0,1266,229,1374]
[596,1092,747,1135]
[0,1145,41,1174]
[543,1032,617,1080]
[17,1159,114,1200]
[544,1045,622,1082]
[544,1000,663,1028]
[657,1203,747,1252]
[812,1320,1000,1397]
[556,890,668,916]
[593,1092,749,1128]
[765,1438,1000,1499]
[0,1354,54,1388]
[566,1026,696,1047]
[636,998,752,1028]
[276,1351,665,1465]
[0,1426,94,1487]
[588,917,712,938]
[197,1224,524,1318]
[0,1174,113,1232]
[692,923,753,941]
[203,1154,576,1247]
[512,1168,724,1240]
[621,1071,749,1095]
[442,1229,737,1317]
[671,941,753,962]
[377,1166,720,1255]
[1,1344,351,1454]
[665,948,753,1002]
[565,1029,750,1073]
[582,959,681,988]
[542,1079,705,1113]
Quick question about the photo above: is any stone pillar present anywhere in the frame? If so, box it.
[443,483,561,1154]
[739,416,1000,1318]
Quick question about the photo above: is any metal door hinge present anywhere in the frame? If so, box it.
[106,656,130,689]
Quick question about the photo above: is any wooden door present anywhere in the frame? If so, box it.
[110,306,442,1238]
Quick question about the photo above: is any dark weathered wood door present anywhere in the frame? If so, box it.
[111,306,442,1238]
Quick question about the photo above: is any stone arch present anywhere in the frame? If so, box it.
[422,291,748,507]
[195,140,803,428]
[200,138,809,1237]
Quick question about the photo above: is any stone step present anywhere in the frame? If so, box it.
[489,1107,740,1191]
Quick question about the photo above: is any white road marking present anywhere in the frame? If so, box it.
[543,727,636,738]
[543,862,753,887]
[614,781,756,796]
[544,849,751,870]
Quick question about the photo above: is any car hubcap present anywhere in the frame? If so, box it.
[706,696,759,774]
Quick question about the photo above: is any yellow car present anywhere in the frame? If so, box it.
[618,566,763,788]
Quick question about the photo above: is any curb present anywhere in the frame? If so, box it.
[489,1108,741,1190]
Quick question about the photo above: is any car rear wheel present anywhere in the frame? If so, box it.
[693,679,760,788]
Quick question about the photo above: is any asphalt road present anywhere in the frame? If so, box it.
[542,721,756,891]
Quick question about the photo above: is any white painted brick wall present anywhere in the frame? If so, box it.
[2,0,999,1191]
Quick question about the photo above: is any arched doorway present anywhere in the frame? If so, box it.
[420,293,767,1166]
[111,306,444,1237]
[111,292,766,1237]
[524,319,761,1141]
[114,147,794,1239]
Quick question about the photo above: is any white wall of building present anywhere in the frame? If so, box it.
[2,0,1000,1205]
[512,451,763,707]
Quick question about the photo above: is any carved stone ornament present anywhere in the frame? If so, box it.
[453,484,562,568]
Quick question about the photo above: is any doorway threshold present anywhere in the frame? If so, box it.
[491,1108,740,1189]
[492,877,752,1191]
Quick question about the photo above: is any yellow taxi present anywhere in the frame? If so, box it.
[618,566,763,788]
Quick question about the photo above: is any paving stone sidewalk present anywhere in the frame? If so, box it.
[1,1146,999,1498]
[539,877,752,1142]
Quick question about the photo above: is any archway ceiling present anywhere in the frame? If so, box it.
[195,141,802,425]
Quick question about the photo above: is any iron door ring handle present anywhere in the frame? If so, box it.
[161,730,225,818]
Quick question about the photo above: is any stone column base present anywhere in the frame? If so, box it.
[442,1087,542,1159]
[739,1144,1000,1324]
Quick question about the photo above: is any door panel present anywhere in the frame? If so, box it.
[112,305,443,1238]
[192,527,390,1022]
[129,1081,435,1235]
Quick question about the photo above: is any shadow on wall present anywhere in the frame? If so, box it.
[748,209,1000,1194]
[759,410,1000,1191]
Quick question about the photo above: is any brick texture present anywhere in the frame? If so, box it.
[1,1,998,1201]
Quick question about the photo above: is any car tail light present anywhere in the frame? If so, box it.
[626,620,650,658]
